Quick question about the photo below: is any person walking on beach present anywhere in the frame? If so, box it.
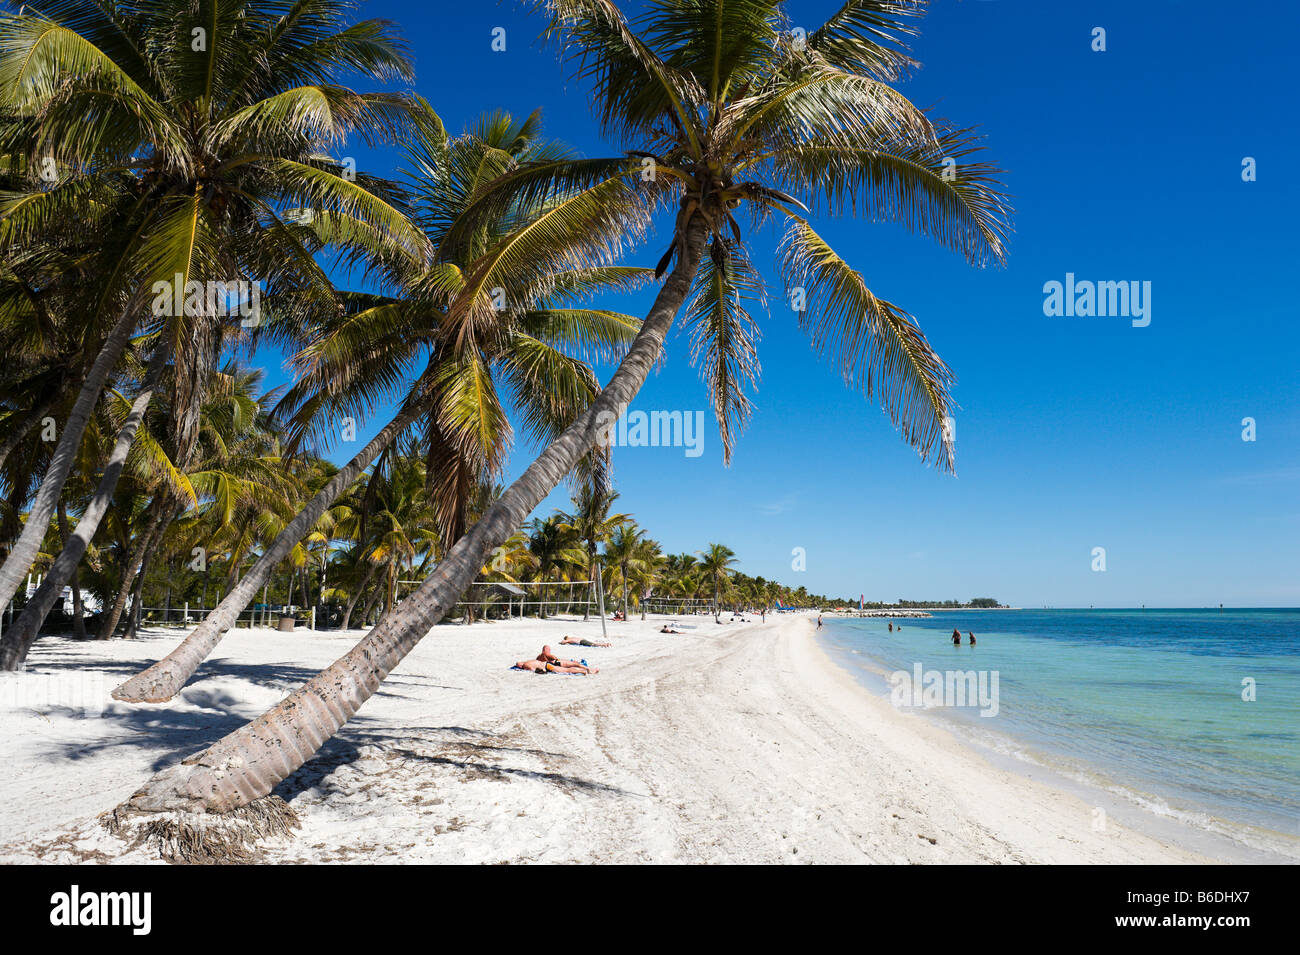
[952,628,961,646]
[817,613,823,629]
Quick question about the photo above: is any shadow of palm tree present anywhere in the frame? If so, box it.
[272,725,637,802]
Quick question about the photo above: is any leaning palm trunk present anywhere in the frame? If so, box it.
[0,303,138,622]
[98,508,168,640]
[122,506,180,640]
[56,503,87,640]
[96,546,142,640]
[123,219,707,814]
[111,409,418,702]
[0,345,165,670]
[339,562,380,631]
[358,579,383,628]
[122,554,151,640]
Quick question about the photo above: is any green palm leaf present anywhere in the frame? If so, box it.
[779,219,954,469]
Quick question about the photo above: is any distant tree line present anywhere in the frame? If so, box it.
[833,598,1006,609]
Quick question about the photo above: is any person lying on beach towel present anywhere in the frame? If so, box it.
[545,661,598,675]
[511,657,598,674]
[536,645,598,671]
[561,635,611,648]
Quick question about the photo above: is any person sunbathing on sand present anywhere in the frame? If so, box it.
[511,657,598,674]
[546,661,598,674]
[660,625,683,634]
[536,645,598,671]
[561,635,611,648]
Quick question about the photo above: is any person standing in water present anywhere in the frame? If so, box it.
[888,622,893,632]
[952,628,961,646]
[968,632,976,646]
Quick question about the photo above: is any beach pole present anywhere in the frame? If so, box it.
[595,562,608,640]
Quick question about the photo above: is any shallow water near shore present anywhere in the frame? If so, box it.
[818,608,1300,862]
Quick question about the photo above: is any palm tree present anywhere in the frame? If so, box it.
[660,553,703,614]
[111,106,646,701]
[97,362,288,640]
[603,523,648,619]
[0,0,423,646]
[0,344,168,668]
[122,0,1008,818]
[631,536,664,619]
[526,515,585,618]
[0,357,301,662]
[697,542,738,623]
[361,452,439,620]
[559,483,628,618]
[764,579,783,616]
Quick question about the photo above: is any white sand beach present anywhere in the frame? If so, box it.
[0,613,1212,864]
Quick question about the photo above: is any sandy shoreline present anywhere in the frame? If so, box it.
[0,613,1219,863]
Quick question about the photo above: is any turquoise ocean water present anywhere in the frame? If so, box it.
[817,609,1300,861]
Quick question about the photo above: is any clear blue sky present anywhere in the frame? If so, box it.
[251,0,1300,608]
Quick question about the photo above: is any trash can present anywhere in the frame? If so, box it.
[277,615,295,632]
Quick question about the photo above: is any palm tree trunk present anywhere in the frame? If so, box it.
[358,579,383,628]
[0,302,139,621]
[583,549,593,620]
[125,216,709,814]
[340,562,379,631]
[0,344,165,670]
[111,409,417,702]
[56,502,87,640]
[123,550,151,639]
[98,509,167,640]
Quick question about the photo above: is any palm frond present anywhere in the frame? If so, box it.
[682,238,762,464]
[779,219,954,469]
